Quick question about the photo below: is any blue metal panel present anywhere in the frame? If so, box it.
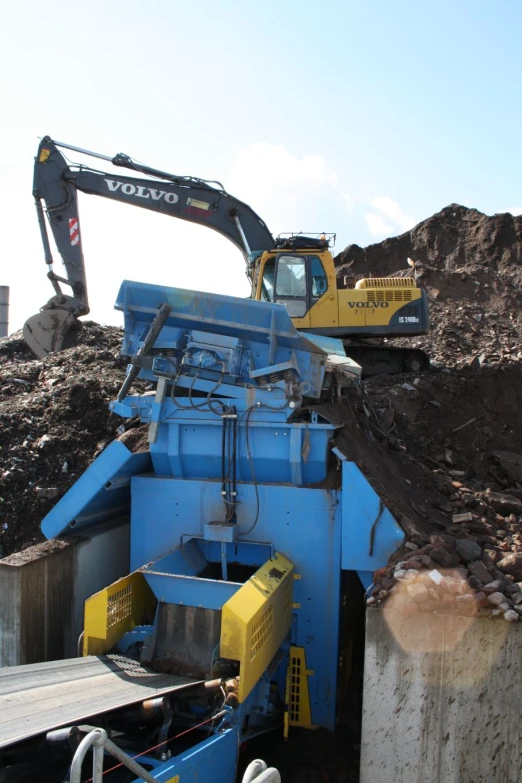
[130,474,343,732]
[40,442,151,539]
[340,461,404,572]
[143,539,208,575]
[142,572,240,609]
[115,279,324,355]
[138,725,238,783]
[114,280,330,399]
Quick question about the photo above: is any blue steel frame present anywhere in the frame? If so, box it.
[38,280,404,782]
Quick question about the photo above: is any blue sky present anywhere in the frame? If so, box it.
[1,0,521,330]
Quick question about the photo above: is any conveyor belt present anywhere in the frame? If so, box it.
[0,654,199,748]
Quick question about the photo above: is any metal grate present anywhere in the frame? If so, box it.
[366,289,412,302]
[289,653,302,723]
[250,606,273,661]
[107,585,132,629]
[359,277,415,289]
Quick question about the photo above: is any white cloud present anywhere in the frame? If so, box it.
[229,143,339,192]
[227,143,345,234]
[365,213,394,236]
[507,206,522,216]
[365,196,416,237]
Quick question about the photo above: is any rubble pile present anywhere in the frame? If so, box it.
[0,324,143,555]
[336,204,522,369]
[333,203,522,621]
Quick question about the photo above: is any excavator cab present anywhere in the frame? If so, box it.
[253,235,339,330]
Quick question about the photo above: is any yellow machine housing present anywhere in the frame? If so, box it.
[251,242,428,339]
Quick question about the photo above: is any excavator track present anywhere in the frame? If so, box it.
[342,343,430,377]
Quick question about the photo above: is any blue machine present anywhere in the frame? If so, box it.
[37,281,403,783]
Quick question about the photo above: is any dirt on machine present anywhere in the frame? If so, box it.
[25,136,430,375]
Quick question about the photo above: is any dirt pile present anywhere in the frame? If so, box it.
[0,324,138,555]
[332,204,522,621]
[335,204,522,368]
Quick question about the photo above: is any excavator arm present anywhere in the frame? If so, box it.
[25,136,275,357]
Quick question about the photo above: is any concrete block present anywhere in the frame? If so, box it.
[361,608,522,783]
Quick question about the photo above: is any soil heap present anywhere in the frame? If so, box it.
[335,203,522,368]
[0,324,137,555]
[333,204,522,621]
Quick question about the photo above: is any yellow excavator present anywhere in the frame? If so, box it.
[25,136,429,374]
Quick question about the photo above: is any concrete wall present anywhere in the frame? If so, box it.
[0,518,129,667]
[361,608,522,783]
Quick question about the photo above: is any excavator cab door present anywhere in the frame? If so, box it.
[260,254,329,328]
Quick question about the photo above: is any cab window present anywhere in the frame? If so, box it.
[260,257,276,302]
[275,256,307,298]
[311,256,328,299]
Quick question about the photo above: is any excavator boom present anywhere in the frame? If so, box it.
[25,137,274,356]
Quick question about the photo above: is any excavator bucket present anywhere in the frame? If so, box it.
[23,309,78,358]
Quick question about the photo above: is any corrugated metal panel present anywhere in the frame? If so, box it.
[0,654,198,748]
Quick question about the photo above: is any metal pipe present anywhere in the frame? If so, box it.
[70,726,159,783]
[34,197,54,266]
[242,759,281,783]
[254,770,281,783]
[54,140,114,163]
[0,286,9,338]
[104,737,159,783]
[116,302,172,401]
[231,212,251,256]
[69,728,107,783]
[243,759,267,783]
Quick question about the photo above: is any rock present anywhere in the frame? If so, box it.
[445,578,467,594]
[498,601,511,612]
[407,584,428,603]
[504,610,519,622]
[482,549,498,566]
[418,555,436,569]
[402,558,424,571]
[492,451,522,485]
[467,576,482,590]
[467,560,493,584]
[452,511,473,524]
[496,553,522,580]
[429,547,460,568]
[487,592,507,606]
[493,567,513,583]
[513,593,522,605]
[456,594,474,603]
[455,539,482,563]
[486,492,522,517]
[482,580,507,595]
